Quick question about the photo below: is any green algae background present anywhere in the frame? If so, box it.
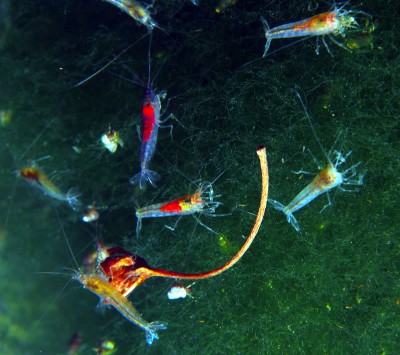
[1,0,399,353]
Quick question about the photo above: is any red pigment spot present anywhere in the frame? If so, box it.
[142,104,156,142]
[160,199,184,213]
[19,168,40,183]
[327,12,337,24]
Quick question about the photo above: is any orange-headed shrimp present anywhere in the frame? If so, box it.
[18,166,81,210]
[75,271,167,345]
[104,0,159,32]
[269,91,363,232]
[262,3,371,56]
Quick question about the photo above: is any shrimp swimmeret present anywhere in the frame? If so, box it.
[75,271,167,345]
[262,3,371,56]
[269,92,364,232]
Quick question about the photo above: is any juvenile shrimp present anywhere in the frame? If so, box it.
[269,91,363,232]
[75,271,167,345]
[262,3,371,56]
[129,36,174,189]
[135,181,221,236]
[18,166,81,210]
[103,0,159,32]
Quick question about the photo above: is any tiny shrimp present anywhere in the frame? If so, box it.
[18,166,81,210]
[262,3,371,56]
[129,79,162,188]
[103,0,159,32]
[135,181,221,236]
[75,272,167,345]
[129,36,174,189]
[269,91,363,232]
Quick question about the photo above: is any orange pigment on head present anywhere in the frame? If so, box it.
[19,168,40,182]
[292,12,336,32]
[312,165,338,188]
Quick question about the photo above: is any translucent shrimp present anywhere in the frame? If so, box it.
[269,92,363,232]
[135,181,222,236]
[129,35,174,189]
[262,3,371,56]
[75,271,167,345]
[17,166,81,210]
[103,0,159,32]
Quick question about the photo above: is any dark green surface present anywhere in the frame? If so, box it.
[1,0,399,353]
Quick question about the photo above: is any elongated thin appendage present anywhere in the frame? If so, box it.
[19,118,56,161]
[136,217,142,237]
[192,215,219,235]
[293,90,333,166]
[151,145,269,279]
[55,208,81,273]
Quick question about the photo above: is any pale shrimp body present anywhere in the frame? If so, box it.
[262,5,366,56]
[269,150,363,232]
[18,167,81,210]
[75,272,167,345]
[130,83,161,188]
[104,0,158,31]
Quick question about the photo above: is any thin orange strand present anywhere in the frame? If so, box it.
[147,145,269,280]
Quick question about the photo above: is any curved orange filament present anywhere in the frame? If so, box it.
[101,146,269,294]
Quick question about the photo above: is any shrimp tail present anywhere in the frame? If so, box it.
[269,199,301,232]
[129,169,160,189]
[145,321,168,345]
[66,188,82,211]
[261,16,272,57]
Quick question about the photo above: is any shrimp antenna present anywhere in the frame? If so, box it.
[34,277,74,324]
[293,88,333,166]
[19,117,56,161]
[148,32,176,85]
[73,33,149,88]
[55,208,81,272]
[147,31,153,85]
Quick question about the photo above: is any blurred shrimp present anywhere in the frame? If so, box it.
[18,166,81,210]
